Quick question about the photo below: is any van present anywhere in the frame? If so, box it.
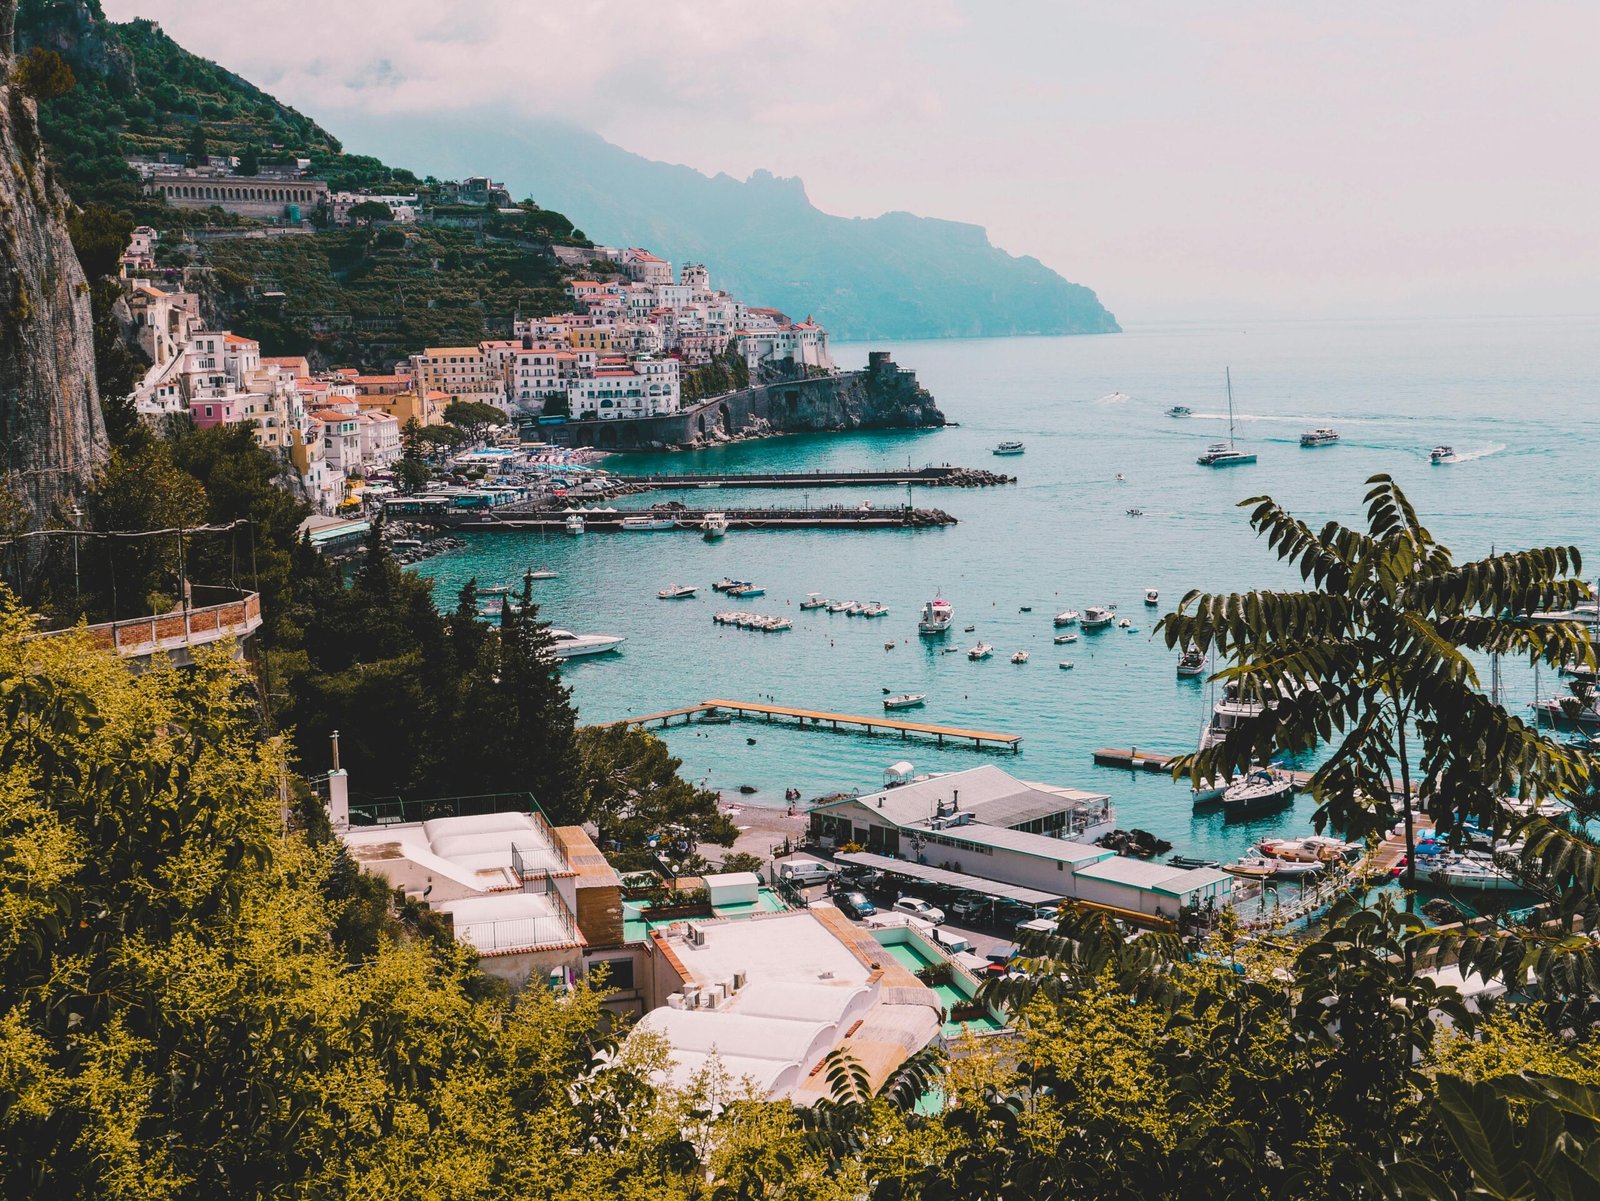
[931,929,974,956]
[1015,917,1057,937]
[777,859,835,887]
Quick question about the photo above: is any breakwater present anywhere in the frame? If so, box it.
[542,351,944,452]
[402,504,958,532]
[613,464,1014,489]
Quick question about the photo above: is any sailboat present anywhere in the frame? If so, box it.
[1196,368,1258,467]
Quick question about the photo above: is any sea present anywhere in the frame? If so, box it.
[418,315,1600,870]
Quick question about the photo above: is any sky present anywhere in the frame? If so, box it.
[104,1,1600,321]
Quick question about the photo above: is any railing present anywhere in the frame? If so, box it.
[35,588,262,663]
[348,791,550,829]
[451,883,582,952]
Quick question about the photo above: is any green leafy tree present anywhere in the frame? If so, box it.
[83,439,209,615]
[237,144,259,174]
[347,199,394,224]
[443,399,509,443]
[185,120,208,164]
[8,46,75,99]
[1158,474,1592,883]
[575,724,737,869]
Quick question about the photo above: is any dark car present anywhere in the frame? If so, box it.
[836,864,882,890]
[835,891,877,920]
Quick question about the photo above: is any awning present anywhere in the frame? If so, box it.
[834,851,1065,905]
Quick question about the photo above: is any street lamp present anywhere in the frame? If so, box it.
[69,504,82,608]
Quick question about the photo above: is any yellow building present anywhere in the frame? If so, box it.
[567,326,615,352]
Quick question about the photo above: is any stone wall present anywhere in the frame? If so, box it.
[544,352,945,452]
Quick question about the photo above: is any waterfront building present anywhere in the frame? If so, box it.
[567,356,680,419]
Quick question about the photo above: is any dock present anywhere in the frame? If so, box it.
[606,698,1021,753]
[1093,747,1179,773]
[610,465,1015,490]
[400,505,957,532]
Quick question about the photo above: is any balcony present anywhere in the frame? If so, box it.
[40,587,264,670]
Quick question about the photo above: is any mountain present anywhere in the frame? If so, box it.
[331,115,1121,342]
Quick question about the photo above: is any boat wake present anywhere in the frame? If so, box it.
[1442,442,1507,463]
[1095,391,1134,404]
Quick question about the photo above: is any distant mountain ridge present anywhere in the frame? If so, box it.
[335,116,1121,342]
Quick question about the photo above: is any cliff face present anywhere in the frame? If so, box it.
[0,3,106,526]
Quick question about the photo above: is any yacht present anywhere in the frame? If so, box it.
[1430,446,1455,464]
[883,693,927,711]
[918,596,955,635]
[547,629,625,659]
[1167,405,1193,418]
[701,512,729,539]
[1081,606,1115,630]
[861,601,889,618]
[1258,836,1359,864]
[800,593,830,611]
[1196,368,1257,467]
[1145,588,1160,606]
[993,441,1025,456]
[657,584,697,600]
[1532,693,1600,730]
[1010,650,1030,664]
[1300,428,1340,447]
[564,514,585,536]
[620,514,676,532]
[1414,854,1522,892]
[1220,769,1295,818]
[967,642,995,661]
[1053,609,1080,627]
[1176,646,1207,677]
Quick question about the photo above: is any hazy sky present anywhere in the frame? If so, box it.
[105,1,1599,320]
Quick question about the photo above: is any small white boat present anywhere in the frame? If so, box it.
[1222,856,1320,880]
[701,512,729,539]
[1300,428,1340,447]
[564,514,585,536]
[861,602,889,618]
[1117,618,1134,629]
[1167,405,1193,418]
[729,583,766,598]
[993,441,1025,456]
[1054,609,1080,627]
[1144,589,1160,606]
[1430,445,1455,464]
[547,629,624,659]
[621,514,677,532]
[1054,632,1078,644]
[1058,660,1074,670]
[1126,508,1144,517]
[827,599,853,614]
[883,693,927,711]
[968,642,994,660]
[918,596,955,635]
[1415,855,1521,892]
[657,584,697,599]
[1081,606,1115,630]
[1176,646,1207,677]
[1011,650,1029,664]
[525,567,560,580]
[843,601,865,616]
[800,593,829,610]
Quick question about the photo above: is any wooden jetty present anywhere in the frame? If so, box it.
[611,465,1015,490]
[1093,747,1179,773]
[606,698,1021,753]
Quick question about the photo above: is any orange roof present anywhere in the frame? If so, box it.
[222,333,256,345]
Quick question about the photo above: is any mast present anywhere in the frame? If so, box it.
[1226,367,1236,448]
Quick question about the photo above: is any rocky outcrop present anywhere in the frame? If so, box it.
[0,2,107,526]
[546,352,946,452]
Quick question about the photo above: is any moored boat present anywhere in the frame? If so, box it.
[1145,588,1160,606]
[620,514,677,532]
[728,583,766,598]
[1081,606,1115,630]
[800,592,829,610]
[657,584,697,599]
[701,512,729,539]
[993,440,1025,456]
[1220,768,1295,818]
[1011,650,1029,664]
[968,642,994,661]
[547,629,624,659]
[1055,632,1078,644]
[1054,609,1080,627]
[918,596,955,635]
[564,514,585,536]
[1300,428,1340,447]
[827,599,854,614]
[1176,646,1207,677]
[861,602,889,618]
[883,693,927,711]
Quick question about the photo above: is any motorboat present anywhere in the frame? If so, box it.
[620,514,677,532]
[701,512,729,539]
[1222,856,1320,880]
[1532,691,1600,730]
[1145,589,1160,606]
[1300,428,1340,447]
[827,599,854,613]
[564,514,585,536]
[1176,646,1207,677]
[713,577,742,593]
[993,441,1025,456]
[800,593,829,610]
[1081,606,1115,630]
[1117,617,1134,629]
[547,629,624,659]
[1430,446,1455,464]
[968,642,994,660]
[1197,368,1257,467]
[861,602,890,618]
[1191,775,1237,807]
[1258,836,1358,864]
[657,584,698,600]
[1011,650,1030,664]
[1220,768,1295,818]
[1168,854,1221,870]
[1058,660,1075,670]
[728,583,766,598]
[842,601,865,616]
[1126,508,1144,517]
[918,596,955,635]
[883,693,927,711]
[525,567,560,580]
[964,625,976,633]
[1167,405,1193,418]
[1054,609,1080,627]
[1019,605,1032,613]
[1414,853,1522,892]
[1055,632,1078,644]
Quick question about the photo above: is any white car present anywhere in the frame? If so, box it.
[892,897,945,924]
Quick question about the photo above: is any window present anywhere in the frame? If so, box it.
[591,958,635,990]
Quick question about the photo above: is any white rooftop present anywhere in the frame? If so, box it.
[433,891,580,955]
[340,810,567,895]
[1073,857,1232,896]
[825,764,1111,832]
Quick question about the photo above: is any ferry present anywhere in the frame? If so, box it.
[701,512,729,539]
[621,514,677,532]
[800,593,830,611]
[1300,428,1340,447]
[1167,405,1193,418]
[564,514,585,536]
[547,629,624,659]
[1081,606,1116,630]
[883,693,927,711]
[657,584,697,600]
[1430,445,1455,464]
[1053,609,1080,627]
[967,642,995,661]
[918,596,955,635]
[992,441,1026,456]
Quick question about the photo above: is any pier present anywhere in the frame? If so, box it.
[399,505,958,532]
[610,465,1015,490]
[606,698,1022,753]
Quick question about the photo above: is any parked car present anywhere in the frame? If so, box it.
[776,859,835,887]
[835,891,877,920]
[950,894,993,923]
[892,896,945,924]
[836,865,882,889]
[1033,903,1063,922]
[931,929,974,956]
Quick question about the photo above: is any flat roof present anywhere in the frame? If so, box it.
[834,851,1067,905]
[1072,858,1233,895]
[817,764,1098,829]
[924,822,1115,865]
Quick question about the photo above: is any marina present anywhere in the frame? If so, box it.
[391,503,959,532]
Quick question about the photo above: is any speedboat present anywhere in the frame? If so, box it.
[713,577,742,593]
[1081,606,1115,630]
[728,583,766,598]
[564,514,585,536]
[827,599,853,614]
[1058,660,1075,670]
[1145,589,1160,606]
[701,512,729,539]
[1223,856,1320,880]
[547,629,624,659]
[918,596,955,635]
[883,693,927,711]
[620,514,677,532]
[1011,650,1029,664]
[1176,646,1207,677]
[1055,632,1078,644]
[1054,609,1080,627]
[657,584,697,599]
[1167,405,1193,418]
[1126,508,1144,517]
[525,567,559,580]
[1300,428,1339,447]
[861,602,889,618]
[993,441,1025,456]
[1258,836,1358,864]
[968,642,994,661]
[800,593,829,610]
[1430,446,1455,464]
[1220,768,1295,818]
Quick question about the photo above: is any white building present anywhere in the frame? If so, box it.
[567,356,680,420]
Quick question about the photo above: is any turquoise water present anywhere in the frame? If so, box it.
[421,316,1600,866]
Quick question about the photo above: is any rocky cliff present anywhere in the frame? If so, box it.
[0,1,106,527]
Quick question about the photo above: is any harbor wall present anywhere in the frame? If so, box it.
[543,352,946,452]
